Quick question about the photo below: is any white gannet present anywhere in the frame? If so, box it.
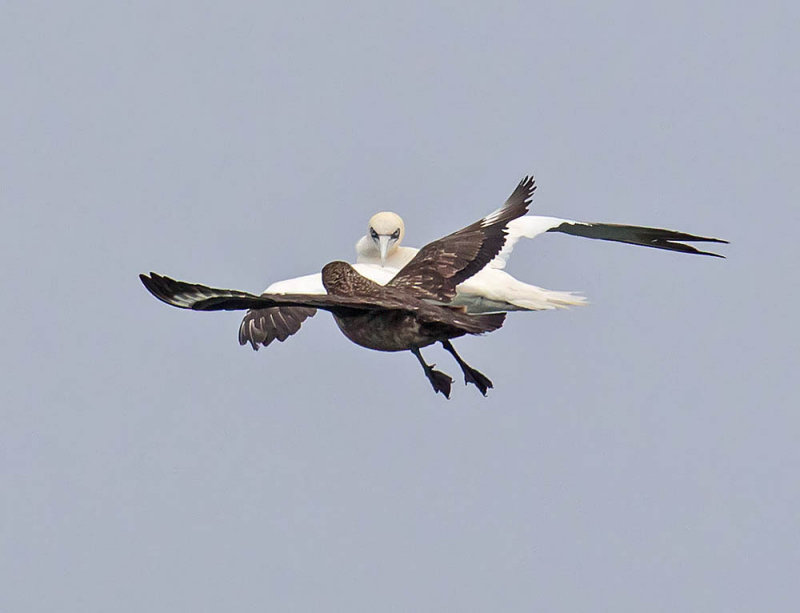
[141,179,536,397]
[239,177,727,349]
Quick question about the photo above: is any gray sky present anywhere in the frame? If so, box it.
[2,2,798,611]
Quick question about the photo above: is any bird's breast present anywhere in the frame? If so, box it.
[332,311,436,352]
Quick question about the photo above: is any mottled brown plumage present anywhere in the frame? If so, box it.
[142,264,505,352]
[140,265,505,397]
[321,262,505,352]
[239,306,317,349]
[140,176,536,397]
[237,176,536,348]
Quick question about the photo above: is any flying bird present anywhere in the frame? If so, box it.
[239,181,727,351]
[141,177,538,397]
[141,175,727,397]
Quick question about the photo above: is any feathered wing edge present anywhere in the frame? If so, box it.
[139,272,352,312]
[388,176,535,301]
[547,221,728,257]
[490,216,728,270]
[139,273,264,311]
[454,311,506,335]
[140,271,503,337]
[238,306,317,350]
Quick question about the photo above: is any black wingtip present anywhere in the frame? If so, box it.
[504,175,536,211]
[549,222,729,257]
[139,272,156,294]
[139,271,174,306]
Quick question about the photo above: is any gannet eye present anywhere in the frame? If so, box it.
[391,229,400,240]
[370,228,379,240]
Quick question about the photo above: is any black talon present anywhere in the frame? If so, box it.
[461,366,493,396]
[426,366,453,398]
[412,348,453,398]
[440,340,493,396]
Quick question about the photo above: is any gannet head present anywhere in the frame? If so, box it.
[367,211,405,266]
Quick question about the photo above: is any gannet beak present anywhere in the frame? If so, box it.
[378,234,391,266]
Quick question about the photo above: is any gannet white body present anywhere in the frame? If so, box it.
[256,186,726,316]
[263,264,397,295]
[263,212,586,312]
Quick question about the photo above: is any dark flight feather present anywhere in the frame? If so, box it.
[548,222,728,257]
[388,176,535,302]
[140,272,394,313]
[238,306,317,350]
[236,177,536,348]
[140,265,506,339]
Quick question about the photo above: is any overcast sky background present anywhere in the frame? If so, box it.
[2,2,798,611]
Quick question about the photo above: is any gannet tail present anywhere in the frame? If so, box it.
[453,269,587,313]
[504,286,588,311]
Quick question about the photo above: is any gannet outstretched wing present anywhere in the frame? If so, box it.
[451,216,727,312]
[490,216,727,270]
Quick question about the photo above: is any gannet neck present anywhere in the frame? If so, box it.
[356,240,418,269]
